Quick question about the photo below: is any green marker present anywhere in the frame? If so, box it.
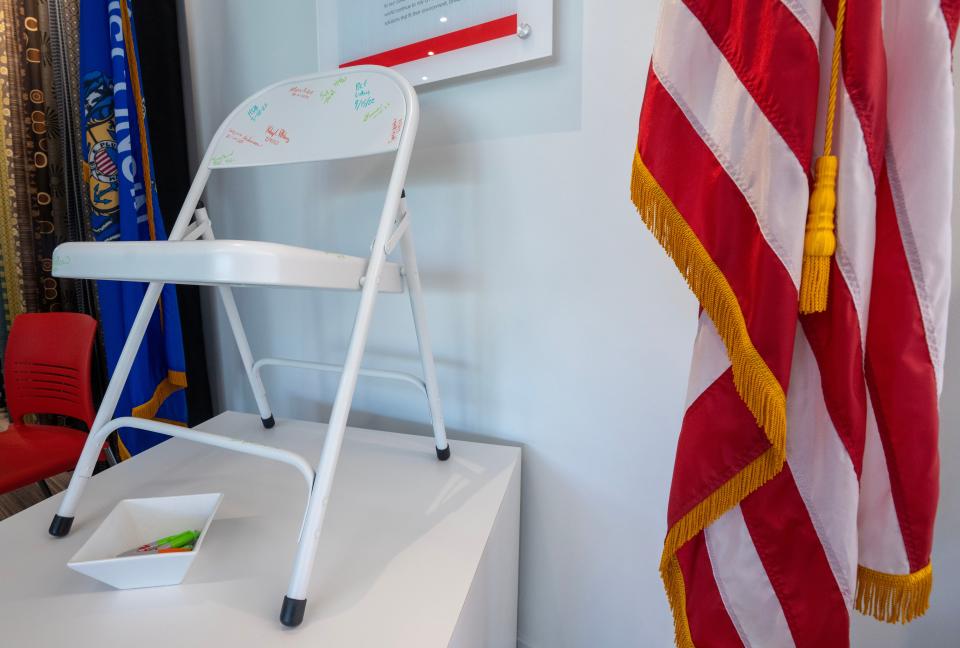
[118,530,200,557]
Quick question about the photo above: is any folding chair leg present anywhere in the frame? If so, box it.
[217,286,275,428]
[279,392,352,627]
[195,208,276,428]
[49,281,165,537]
[279,238,393,627]
[399,224,449,459]
[36,480,53,498]
[104,443,119,467]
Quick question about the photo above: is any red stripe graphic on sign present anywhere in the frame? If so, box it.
[340,14,518,69]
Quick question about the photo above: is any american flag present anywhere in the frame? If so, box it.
[631,1,958,645]
[94,146,117,178]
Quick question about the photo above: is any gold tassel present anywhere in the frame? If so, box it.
[856,564,933,624]
[799,156,838,313]
[799,0,846,314]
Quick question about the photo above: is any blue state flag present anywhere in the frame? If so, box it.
[80,0,188,457]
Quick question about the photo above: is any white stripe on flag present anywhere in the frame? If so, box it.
[882,0,955,392]
[857,392,912,573]
[652,0,809,287]
[813,9,913,579]
[690,320,862,609]
[706,505,796,648]
[684,312,731,409]
[785,329,859,609]
[780,0,823,47]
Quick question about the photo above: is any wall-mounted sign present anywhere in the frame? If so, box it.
[329,0,553,86]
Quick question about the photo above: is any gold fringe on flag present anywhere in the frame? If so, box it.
[662,555,695,648]
[630,152,786,457]
[632,150,788,647]
[130,370,188,422]
[856,564,933,624]
[117,415,188,461]
[121,371,189,460]
[117,436,132,462]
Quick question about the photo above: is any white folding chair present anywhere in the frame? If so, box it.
[48,65,449,627]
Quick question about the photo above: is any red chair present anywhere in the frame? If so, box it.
[0,313,101,495]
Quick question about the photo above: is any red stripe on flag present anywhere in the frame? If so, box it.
[95,151,117,176]
[340,14,518,69]
[824,0,887,179]
[668,371,769,528]
[638,69,798,387]
[941,0,960,44]
[741,467,850,647]
[683,0,820,171]
[786,0,885,488]
[799,266,867,476]
[677,532,745,648]
[865,167,940,573]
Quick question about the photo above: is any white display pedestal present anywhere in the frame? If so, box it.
[0,411,521,647]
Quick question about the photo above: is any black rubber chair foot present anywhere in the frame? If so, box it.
[280,596,306,627]
[261,415,276,429]
[436,445,451,461]
[49,514,74,537]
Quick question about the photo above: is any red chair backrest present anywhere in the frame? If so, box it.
[4,313,97,428]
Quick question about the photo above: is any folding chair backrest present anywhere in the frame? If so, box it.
[4,313,97,428]
[205,66,414,170]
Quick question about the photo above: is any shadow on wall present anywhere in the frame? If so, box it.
[282,395,522,451]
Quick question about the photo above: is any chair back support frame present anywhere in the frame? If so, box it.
[47,66,449,628]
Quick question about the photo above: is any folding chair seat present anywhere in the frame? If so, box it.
[54,240,405,292]
[47,66,449,629]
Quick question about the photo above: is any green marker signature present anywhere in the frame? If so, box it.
[362,102,390,123]
[211,151,236,166]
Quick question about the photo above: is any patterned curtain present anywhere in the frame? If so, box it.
[0,0,104,410]
[0,0,208,428]
[48,0,99,318]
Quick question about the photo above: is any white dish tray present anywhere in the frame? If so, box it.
[67,493,222,589]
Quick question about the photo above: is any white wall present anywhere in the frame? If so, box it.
[177,1,960,645]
